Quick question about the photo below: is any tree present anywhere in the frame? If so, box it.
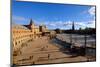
[54,28,61,33]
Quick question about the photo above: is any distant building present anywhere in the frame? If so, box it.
[72,21,75,31]
[12,19,47,55]
[39,24,47,32]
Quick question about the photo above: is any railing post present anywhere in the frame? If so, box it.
[70,33,72,45]
[84,34,87,56]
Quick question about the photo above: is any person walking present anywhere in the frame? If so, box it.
[48,54,50,59]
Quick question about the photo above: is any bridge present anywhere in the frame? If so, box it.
[56,34,96,48]
[55,34,96,56]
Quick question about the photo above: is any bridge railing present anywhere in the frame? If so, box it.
[56,34,96,56]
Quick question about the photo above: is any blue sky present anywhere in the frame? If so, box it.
[12,0,96,29]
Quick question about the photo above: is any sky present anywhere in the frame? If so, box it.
[12,0,96,29]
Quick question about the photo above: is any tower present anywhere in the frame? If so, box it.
[29,19,35,26]
[39,23,47,32]
[39,25,47,32]
[72,21,75,31]
[29,19,36,39]
[29,19,35,32]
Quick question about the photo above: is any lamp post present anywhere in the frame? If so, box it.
[70,21,75,48]
[70,32,72,47]
[84,32,87,56]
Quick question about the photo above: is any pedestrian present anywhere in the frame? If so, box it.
[33,61,35,64]
[29,56,33,60]
[48,54,50,59]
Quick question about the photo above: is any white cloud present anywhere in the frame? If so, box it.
[87,7,96,28]
[45,7,96,29]
[12,16,26,21]
[75,21,95,28]
[49,23,57,26]
[86,20,95,28]
[44,20,95,29]
[88,7,95,16]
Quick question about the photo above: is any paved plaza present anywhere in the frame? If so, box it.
[13,35,95,65]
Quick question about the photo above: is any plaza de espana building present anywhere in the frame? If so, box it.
[12,19,48,55]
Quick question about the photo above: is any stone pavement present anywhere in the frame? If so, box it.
[13,36,89,65]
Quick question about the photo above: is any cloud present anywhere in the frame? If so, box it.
[43,20,95,29]
[12,16,26,21]
[86,20,95,28]
[88,7,95,16]
[77,6,96,28]
[74,21,95,28]
[49,23,57,26]
[87,7,96,28]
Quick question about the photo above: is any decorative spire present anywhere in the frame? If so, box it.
[30,19,34,25]
[72,21,75,31]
